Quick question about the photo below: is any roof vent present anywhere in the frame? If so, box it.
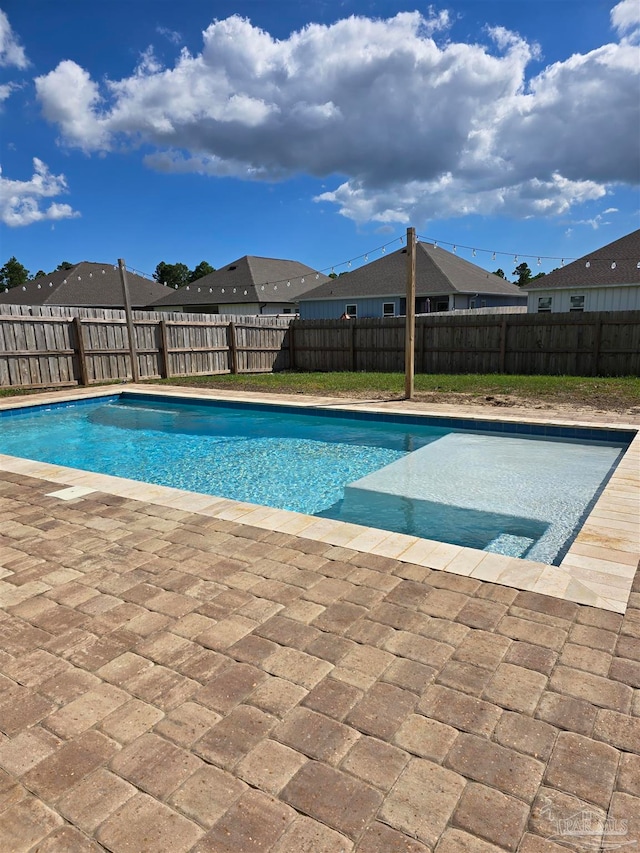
[401,248,407,254]
[227,265,237,271]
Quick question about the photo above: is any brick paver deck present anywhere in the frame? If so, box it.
[0,461,638,852]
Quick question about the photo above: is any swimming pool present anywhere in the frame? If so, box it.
[0,390,632,567]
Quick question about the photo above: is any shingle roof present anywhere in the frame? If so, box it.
[298,242,526,301]
[149,256,330,307]
[0,262,172,308]
[525,229,640,291]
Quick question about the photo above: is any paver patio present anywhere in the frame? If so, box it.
[0,390,639,851]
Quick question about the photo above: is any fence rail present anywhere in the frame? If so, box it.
[0,305,638,388]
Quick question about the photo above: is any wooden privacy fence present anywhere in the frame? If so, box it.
[290,311,640,377]
[0,306,292,389]
[1,305,639,388]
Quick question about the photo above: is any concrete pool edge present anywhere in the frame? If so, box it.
[1,383,638,614]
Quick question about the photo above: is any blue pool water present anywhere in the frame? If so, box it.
[0,393,631,565]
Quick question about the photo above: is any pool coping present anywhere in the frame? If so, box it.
[1,383,638,614]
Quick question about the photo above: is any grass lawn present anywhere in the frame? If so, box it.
[146,371,640,413]
[2,372,638,413]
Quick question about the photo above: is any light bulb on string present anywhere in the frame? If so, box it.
[315,274,319,280]
[382,247,386,254]
[472,249,476,257]
[586,261,590,268]
[537,258,541,266]
[347,261,351,268]
[560,259,564,267]
[301,277,304,284]
[491,252,496,261]
[364,254,368,262]
[611,262,616,269]
[453,245,457,253]
[514,255,518,265]
[287,281,291,287]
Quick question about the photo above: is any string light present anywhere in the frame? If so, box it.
[111,231,639,303]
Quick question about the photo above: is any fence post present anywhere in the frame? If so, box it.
[288,322,296,370]
[499,317,508,373]
[73,316,89,386]
[404,226,416,398]
[117,259,140,382]
[228,321,238,374]
[350,322,356,371]
[160,318,171,379]
[592,317,602,376]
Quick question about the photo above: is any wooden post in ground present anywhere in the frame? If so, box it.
[118,259,140,382]
[228,321,238,374]
[73,316,89,386]
[405,227,416,399]
[160,318,171,379]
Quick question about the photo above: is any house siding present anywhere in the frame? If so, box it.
[527,285,640,314]
[300,292,526,319]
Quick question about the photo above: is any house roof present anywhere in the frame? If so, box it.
[149,256,330,308]
[0,262,172,308]
[525,229,640,291]
[298,242,526,301]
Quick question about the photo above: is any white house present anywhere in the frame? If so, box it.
[526,229,640,314]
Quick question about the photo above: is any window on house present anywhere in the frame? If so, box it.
[435,299,449,312]
[538,296,552,313]
[383,302,395,318]
[569,295,585,312]
[469,298,477,309]
[282,307,293,314]
[346,304,357,318]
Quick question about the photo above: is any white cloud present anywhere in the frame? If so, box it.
[157,26,182,45]
[0,158,80,226]
[0,81,16,102]
[34,7,640,224]
[0,9,28,68]
[611,0,640,38]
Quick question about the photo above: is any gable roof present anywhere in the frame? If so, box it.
[525,229,640,291]
[149,256,330,307]
[298,242,526,301]
[0,262,172,308]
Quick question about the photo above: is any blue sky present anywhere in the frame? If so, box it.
[1,0,638,282]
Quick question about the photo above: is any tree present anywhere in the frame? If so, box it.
[0,256,30,291]
[513,262,533,286]
[56,261,73,271]
[492,268,506,279]
[31,270,47,280]
[531,272,546,281]
[328,272,338,279]
[154,261,191,289]
[189,261,215,283]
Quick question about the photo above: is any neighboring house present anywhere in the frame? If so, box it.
[0,262,172,309]
[149,255,330,315]
[297,242,527,319]
[525,229,640,314]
